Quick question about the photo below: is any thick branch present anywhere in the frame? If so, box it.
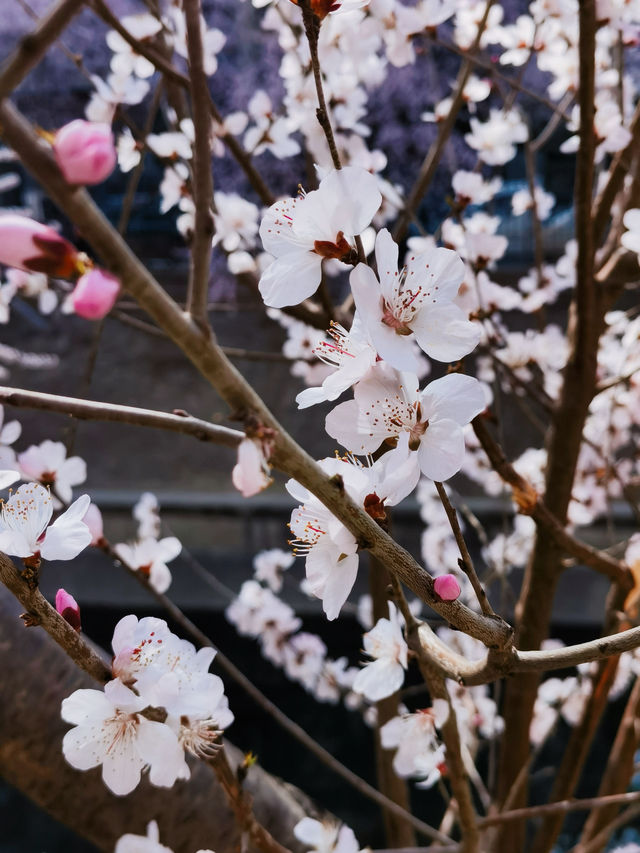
[0,386,244,449]
[412,619,640,687]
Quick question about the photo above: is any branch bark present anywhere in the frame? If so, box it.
[184,0,215,326]
[0,386,244,449]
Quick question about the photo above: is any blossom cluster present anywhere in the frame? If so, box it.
[62,615,233,796]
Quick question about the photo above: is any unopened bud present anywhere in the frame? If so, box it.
[0,214,81,278]
[71,268,120,319]
[53,120,117,186]
[433,574,461,602]
[55,588,81,632]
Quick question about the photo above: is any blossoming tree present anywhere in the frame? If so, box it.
[1,0,640,851]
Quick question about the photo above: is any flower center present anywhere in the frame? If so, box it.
[313,231,354,262]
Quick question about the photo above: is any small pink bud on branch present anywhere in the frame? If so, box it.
[433,574,461,602]
[55,588,81,632]
[71,268,120,319]
[53,120,117,186]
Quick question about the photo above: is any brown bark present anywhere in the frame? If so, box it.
[576,677,640,851]
[369,556,416,847]
[493,3,602,849]
[0,583,314,853]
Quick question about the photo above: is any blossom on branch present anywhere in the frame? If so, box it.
[115,820,215,853]
[258,167,381,308]
[380,702,449,786]
[352,602,408,701]
[0,483,91,562]
[325,364,487,481]
[18,439,87,505]
[350,228,480,371]
[114,536,181,594]
[61,678,189,796]
[294,818,362,853]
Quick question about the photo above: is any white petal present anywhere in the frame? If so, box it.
[411,302,480,362]
[0,419,21,446]
[353,658,405,701]
[136,718,189,787]
[320,167,381,236]
[41,495,92,561]
[296,386,329,409]
[0,469,19,489]
[417,419,465,481]
[322,552,359,621]
[62,725,106,771]
[406,246,465,302]
[258,251,322,308]
[350,263,383,328]
[61,688,114,725]
[325,400,382,454]
[102,746,144,796]
[420,373,486,425]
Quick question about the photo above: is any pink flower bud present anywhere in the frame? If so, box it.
[83,502,104,546]
[433,574,461,602]
[71,268,120,319]
[53,120,117,185]
[55,588,81,632]
[0,214,80,278]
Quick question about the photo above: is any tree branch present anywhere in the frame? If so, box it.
[184,0,215,326]
[0,0,84,99]
[392,0,494,243]
[89,0,275,206]
[0,551,112,684]
[472,417,632,589]
[0,386,244,449]
[0,99,514,651]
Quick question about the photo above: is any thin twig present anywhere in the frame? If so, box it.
[392,0,494,243]
[0,386,243,449]
[184,0,215,327]
[89,0,275,206]
[434,481,494,617]
[210,748,293,853]
[299,1,341,171]
[0,0,84,99]
[481,791,640,828]
[472,417,632,589]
